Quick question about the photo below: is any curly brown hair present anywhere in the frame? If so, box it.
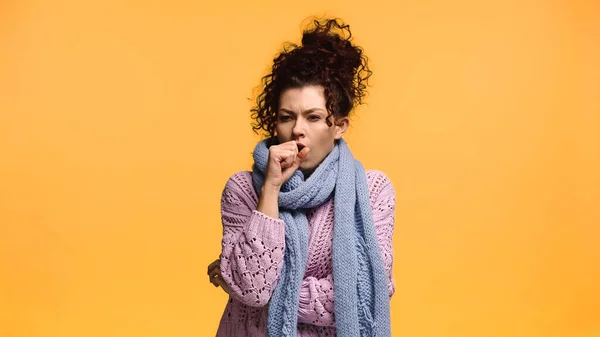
[250,18,372,138]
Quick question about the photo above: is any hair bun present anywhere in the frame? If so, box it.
[300,19,362,71]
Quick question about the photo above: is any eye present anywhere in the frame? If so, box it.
[279,115,292,122]
[308,115,321,121]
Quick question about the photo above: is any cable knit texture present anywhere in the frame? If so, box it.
[216,146,396,336]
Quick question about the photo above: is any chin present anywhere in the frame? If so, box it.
[299,161,315,171]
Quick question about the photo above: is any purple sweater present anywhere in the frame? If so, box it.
[216,170,396,336]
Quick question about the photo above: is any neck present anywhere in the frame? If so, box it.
[301,168,314,180]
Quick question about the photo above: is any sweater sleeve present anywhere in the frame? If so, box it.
[367,170,396,298]
[297,274,336,327]
[296,170,397,326]
[218,171,286,307]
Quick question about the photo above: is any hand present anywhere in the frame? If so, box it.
[207,258,232,295]
[265,140,310,187]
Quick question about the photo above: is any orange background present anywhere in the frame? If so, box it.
[1,0,599,336]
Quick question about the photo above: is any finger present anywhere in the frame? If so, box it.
[273,142,298,154]
[212,274,224,287]
[279,150,297,169]
[277,143,299,159]
[289,147,310,170]
[212,274,227,291]
[282,140,299,151]
[208,266,221,282]
[213,276,232,295]
[208,265,219,278]
[297,146,310,162]
[207,258,219,271]
[209,272,220,286]
[291,141,299,154]
[207,259,220,274]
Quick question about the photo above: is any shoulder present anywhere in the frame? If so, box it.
[223,170,254,193]
[221,171,257,205]
[365,170,395,203]
[224,170,253,187]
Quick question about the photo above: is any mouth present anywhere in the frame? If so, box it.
[297,142,306,152]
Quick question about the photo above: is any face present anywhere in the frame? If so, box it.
[276,85,349,173]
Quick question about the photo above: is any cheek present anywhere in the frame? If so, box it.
[312,133,335,157]
[275,125,289,141]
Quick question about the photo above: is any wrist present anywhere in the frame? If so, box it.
[261,182,281,194]
[258,182,280,219]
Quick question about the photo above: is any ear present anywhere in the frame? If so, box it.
[333,117,349,140]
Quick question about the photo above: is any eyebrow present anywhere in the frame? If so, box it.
[278,108,326,115]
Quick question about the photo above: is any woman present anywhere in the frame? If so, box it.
[207,18,396,337]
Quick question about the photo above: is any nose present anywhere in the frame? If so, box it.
[292,119,305,139]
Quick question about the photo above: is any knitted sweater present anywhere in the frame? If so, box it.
[215,170,396,337]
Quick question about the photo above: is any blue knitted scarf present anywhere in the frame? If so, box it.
[251,138,391,337]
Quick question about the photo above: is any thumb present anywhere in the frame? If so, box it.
[297,146,310,164]
[289,147,308,170]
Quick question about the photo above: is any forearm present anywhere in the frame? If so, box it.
[257,183,280,219]
[220,210,285,307]
[218,173,286,307]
